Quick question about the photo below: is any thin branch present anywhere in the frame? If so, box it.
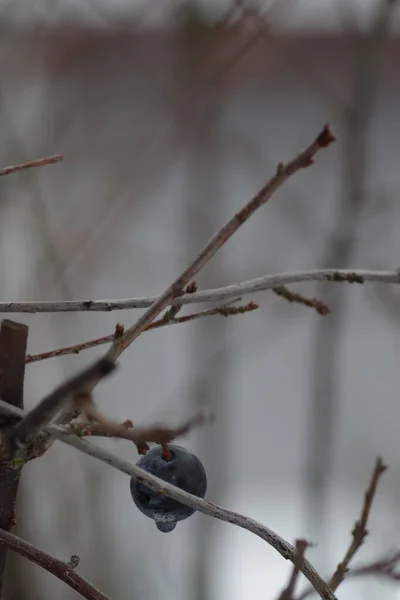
[0,400,337,600]
[0,528,109,600]
[328,457,387,591]
[277,539,310,600]
[347,551,400,582]
[62,407,214,455]
[295,457,388,600]
[296,551,400,600]
[272,287,330,315]
[5,358,116,449]
[0,154,63,177]
[0,320,28,595]
[25,301,258,364]
[35,125,335,443]
[3,269,399,314]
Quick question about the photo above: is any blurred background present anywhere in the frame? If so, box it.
[1,0,400,598]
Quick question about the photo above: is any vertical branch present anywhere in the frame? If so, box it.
[0,319,28,593]
[305,0,397,568]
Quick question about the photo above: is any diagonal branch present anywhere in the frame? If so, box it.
[102,125,335,363]
[32,125,335,450]
[0,154,62,177]
[0,398,337,600]
[6,358,116,450]
[0,528,109,600]
[2,269,399,314]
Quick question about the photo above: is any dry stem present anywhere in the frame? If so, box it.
[25,300,258,364]
[3,268,398,314]
[328,457,387,591]
[0,154,62,177]
[0,528,109,600]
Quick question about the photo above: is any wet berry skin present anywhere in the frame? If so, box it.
[130,444,207,533]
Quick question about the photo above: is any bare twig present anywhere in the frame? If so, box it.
[272,287,330,315]
[84,126,336,368]
[0,528,109,600]
[0,399,337,600]
[25,301,258,364]
[347,551,400,582]
[32,126,334,444]
[63,407,214,455]
[277,539,310,600]
[296,551,400,600]
[328,457,387,591]
[3,269,399,314]
[295,457,388,600]
[0,320,28,595]
[6,358,116,449]
[0,154,62,177]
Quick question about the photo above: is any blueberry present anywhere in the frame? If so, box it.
[130,444,207,533]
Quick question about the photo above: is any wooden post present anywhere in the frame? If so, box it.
[0,319,28,594]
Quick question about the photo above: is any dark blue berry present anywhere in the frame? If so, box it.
[130,444,207,533]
